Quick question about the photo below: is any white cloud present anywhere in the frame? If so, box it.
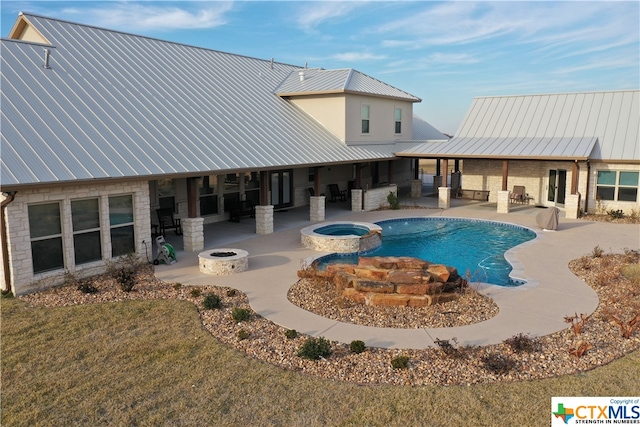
[295,1,366,31]
[57,2,234,31]
[332,52,386,62]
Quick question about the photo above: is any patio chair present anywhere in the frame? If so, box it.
[510,186,526,204]
[327,184,347,202]
[156,208,182,236]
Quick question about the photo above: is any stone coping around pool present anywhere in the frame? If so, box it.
[198,248,249,276]
[300,221,382,253]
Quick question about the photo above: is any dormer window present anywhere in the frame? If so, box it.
[395,107,402,134]
[361,105,370,134]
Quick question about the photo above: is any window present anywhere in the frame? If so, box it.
[71,198,101,265]
[361,105,370,134]
[157,179,175,212]
[29,203,64,274]
[596,171,639,202]
[198,175,218,216]
[395,108,402,134]
[109,195,135,257]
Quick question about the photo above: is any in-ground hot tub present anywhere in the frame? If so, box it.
[301,221,382,253]
[199,248,249,275]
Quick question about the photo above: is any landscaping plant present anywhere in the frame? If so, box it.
[231,307,252,322]
[297,336,332,360]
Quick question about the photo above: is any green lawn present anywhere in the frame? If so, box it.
[1,297,638,426]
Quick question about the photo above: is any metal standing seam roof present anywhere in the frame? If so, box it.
[0,13,427,188]
[397,90,639,161]
[275,68,421,101]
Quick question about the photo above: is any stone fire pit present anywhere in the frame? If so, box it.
[199,248,249,276]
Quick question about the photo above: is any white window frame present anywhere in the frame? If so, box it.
[361,104,370,134]
[394,107,402,134]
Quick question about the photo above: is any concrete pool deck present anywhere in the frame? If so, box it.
[154,201,639,349]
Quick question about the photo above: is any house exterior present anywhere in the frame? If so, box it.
[397,90,640,217]
[0,13,446,295]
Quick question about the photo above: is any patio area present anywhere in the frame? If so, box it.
[154,191,638,349]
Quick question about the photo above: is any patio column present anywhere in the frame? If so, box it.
[501,160,509,191]
[388,160,394,184]
[437,158,450,209]
[183,177,204,252]
[257,171,274,234]
[565,161,581,219]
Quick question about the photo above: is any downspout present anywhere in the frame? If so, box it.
[1,191,17,295]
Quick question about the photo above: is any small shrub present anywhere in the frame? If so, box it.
[564,313,590,334]
[226,289,237,297]
[284,329,298,339]
[504,333,536,353]
[190,288,202,298]
[237,329,250,340]
[481,354,517,375]
[114,267,135,292]
[607,209,625,219]
[231,307,252,322]
[202,293,222,310]
[391,355,409,369]
[387,191,400,210]
[569,340,592,358]
[609,312,640,339]
[350,340,366,354]
[1,291,14,299]
[173,283,182,290]
[77,279,99,294]
[591,245,604,258]
[297,336,332,360]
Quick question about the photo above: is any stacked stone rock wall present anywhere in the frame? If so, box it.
[298,256,467,307]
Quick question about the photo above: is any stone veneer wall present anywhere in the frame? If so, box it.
[462,159,589,211]
[363,184,397,211]
[3,180,151,295]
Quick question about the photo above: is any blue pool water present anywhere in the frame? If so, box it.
[315,224,370,236]
[317,218,536,286]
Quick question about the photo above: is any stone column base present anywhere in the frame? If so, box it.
[182,217,204,253]
[255,205,274,235]
[310,196,325,222]
[351,189,363,212]
[438,187,451,209]
[565,193,581,219]
[410,179,422,198]
[497,190,510,214]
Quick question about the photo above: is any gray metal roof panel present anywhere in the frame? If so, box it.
[1,14,415,187]
[451,90,639,161]
[396,136,598,160]
[275,68,420,101]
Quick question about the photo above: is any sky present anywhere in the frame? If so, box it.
[1,1,638,135]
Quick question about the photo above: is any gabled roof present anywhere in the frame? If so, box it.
[0,13,426,188]
[398,90,639,161]
[275,68,421,101]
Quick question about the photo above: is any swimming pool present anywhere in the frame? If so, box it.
[317,217,537,286]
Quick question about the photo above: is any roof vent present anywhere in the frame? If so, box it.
[270,58,274,70]
[299,71,305,82]
[43,49,51,69]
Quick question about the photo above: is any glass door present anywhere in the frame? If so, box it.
[270,170,292,209]
[547,169,567,205]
